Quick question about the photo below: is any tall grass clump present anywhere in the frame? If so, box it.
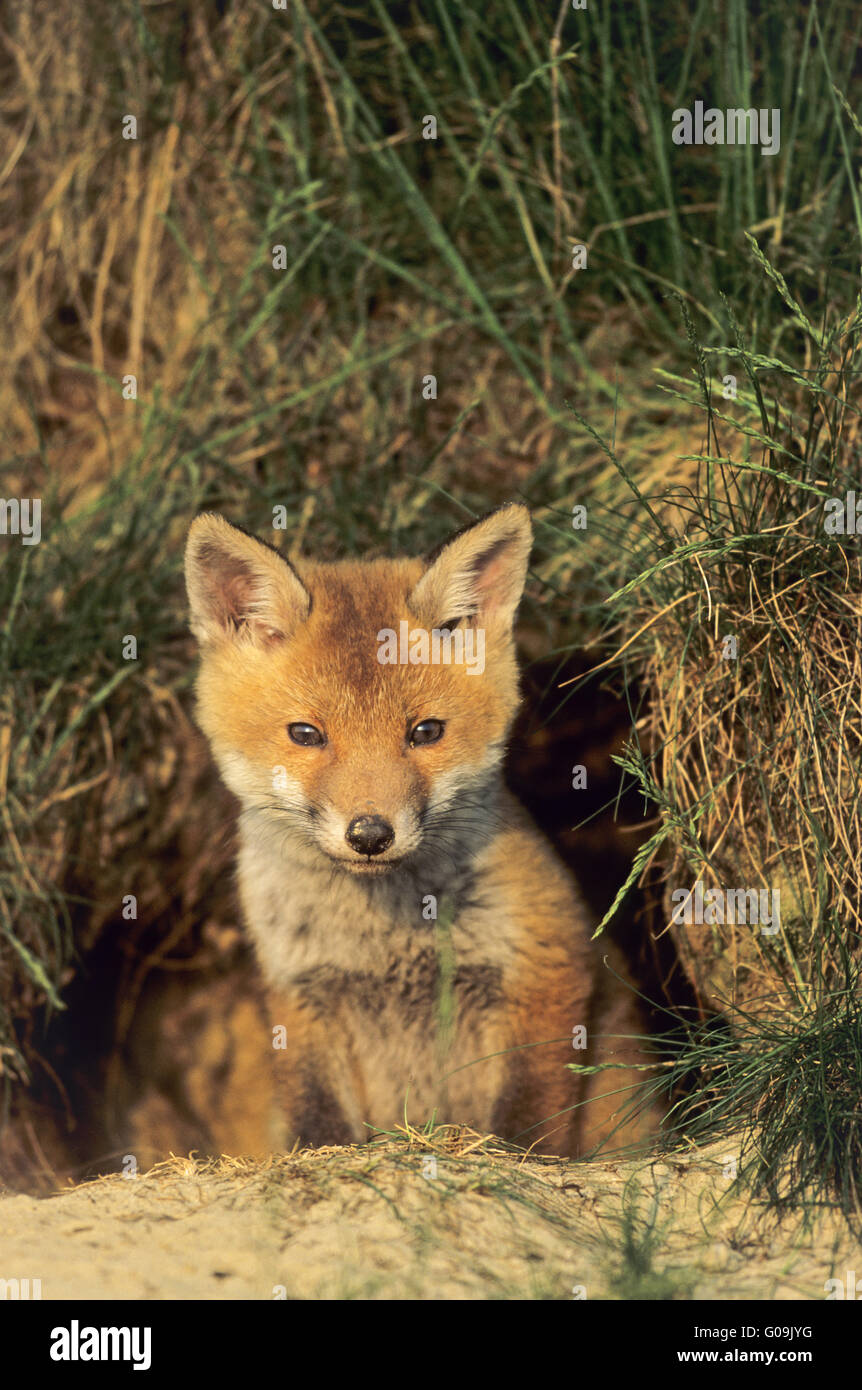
[654,959,862,1222]
[593,281,862,1009]
[562,266,862,1212]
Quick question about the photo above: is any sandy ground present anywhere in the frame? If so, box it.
[0,1133,856,1300]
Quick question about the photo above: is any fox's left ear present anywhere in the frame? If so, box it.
[409,503,532,627]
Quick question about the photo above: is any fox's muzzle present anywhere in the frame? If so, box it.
[345,814,395,857]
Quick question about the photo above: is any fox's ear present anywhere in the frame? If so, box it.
[184,513,310,646]
[409,503,532,627]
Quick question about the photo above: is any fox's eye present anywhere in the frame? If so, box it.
[288,722,325,747]
[409,719,445,747]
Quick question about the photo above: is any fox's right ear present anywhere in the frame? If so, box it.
[184,514,311,647]
[409,503,532,629]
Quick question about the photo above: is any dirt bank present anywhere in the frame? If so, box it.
[0,1132,855,1301]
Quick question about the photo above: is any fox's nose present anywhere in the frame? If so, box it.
[345,814,395,857]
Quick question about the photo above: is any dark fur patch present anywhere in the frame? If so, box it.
[292,958,504,1021]
[489,1046,577,1149]
[489,1049,537,1144]
[293,1074,354,1147]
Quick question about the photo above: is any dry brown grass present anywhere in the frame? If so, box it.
[601,318,862,1017]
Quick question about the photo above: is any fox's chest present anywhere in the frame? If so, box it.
[280,950,510,1133]
[237,841,577,1140]
[287,950,505,1030]
[236,838,517,990]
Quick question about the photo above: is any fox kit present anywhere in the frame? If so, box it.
[184,505,653,1156]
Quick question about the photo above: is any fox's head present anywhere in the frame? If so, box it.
[184,505,532,876]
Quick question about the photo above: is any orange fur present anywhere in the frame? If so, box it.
[184,506,658,1156]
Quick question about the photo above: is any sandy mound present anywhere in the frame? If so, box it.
[0,1133,854,1300]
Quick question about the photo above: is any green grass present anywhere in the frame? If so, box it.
[605,1180,695,1300]
[653,950,862,1225]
